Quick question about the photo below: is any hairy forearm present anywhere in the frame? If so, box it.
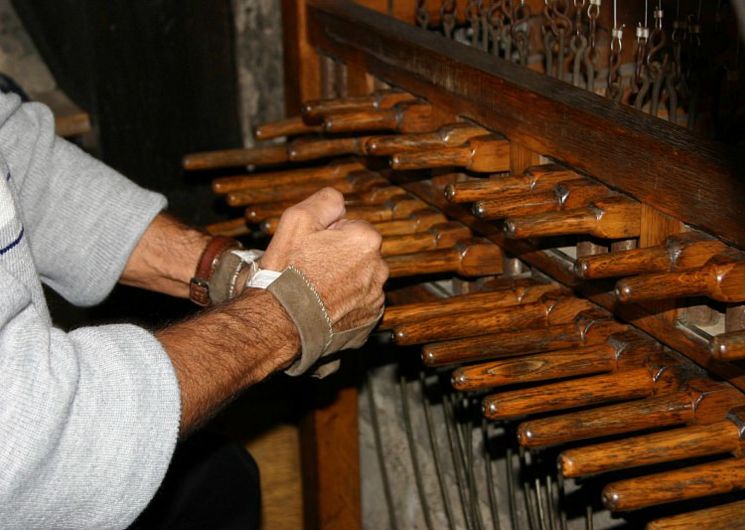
[156,289,300,435]
[121,213,210,297]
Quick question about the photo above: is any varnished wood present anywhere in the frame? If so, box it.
[245,202,296,223]
[504,196,642,240]
[647,500,745,530]
[204,217,250,237]
[575,231,726,279]
[602,457,745,512]
[386,238,502,279]
[380,222,472,256]
[451,331,658,391]
[712,330,745,361]
[229,172,388,208]
[616,255,745,304]
[322,101,441,134]
[300,90,413,122]
[566,422,742,476]
[381,282,562,328]
[473,179,610,220]
[212,159,365,194]
[344,196,427,223]
[521,390,706,450]
[287,136,372,161]
[444,164,582,203]
[422,316,625,366]
[254,115,322,140]
[390,134,510,173]
[482,360,684,420]
[394,295,594,346]
[183,143,289,171]
[307,0,745,249]
[365,122,487,155]
[373,209,448,236]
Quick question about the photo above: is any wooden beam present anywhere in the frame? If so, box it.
[307,0,745,249]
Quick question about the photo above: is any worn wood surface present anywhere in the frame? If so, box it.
[647,499,745,530]
[373,209,448,236]
[385,238,502,279]
[451,331,657,391]
[504,196,642,239]
[254,115,321,141]
[287,136,372,161]
[301,90,413,122]
[183,144,289,171]
[712,330,745,361]
[345,196,426,223]
[307,0,745,249]
[365,123,487,155]
[322,101,441,134]
[421,317,625,366]
[380,222,472,256]
[560,416,744,478]
[390,135,510,172]
[602,457,745,512]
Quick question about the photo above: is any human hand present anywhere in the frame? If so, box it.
[260,187,388,333]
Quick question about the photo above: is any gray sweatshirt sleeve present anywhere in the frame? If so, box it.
[0,91,167,306]
[0,262,181,529]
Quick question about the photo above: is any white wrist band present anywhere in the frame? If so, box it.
[231,249,282,290]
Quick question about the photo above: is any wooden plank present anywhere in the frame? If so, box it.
[307,0,745,249]
[281,0,321,111]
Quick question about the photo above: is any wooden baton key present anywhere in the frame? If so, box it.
[386,238,502,280]
[575,231,727,279]
[381,282,564,328]
[647,499,745,530]
[183,143,289,171]
[253,115,322,141]
[393,295,595,346]
[452,331,659,391]
[616,252,745,303]
[364,122,488,155]
[212,159,365,194]
[390,134,510,173]
[301,90,414,123]
[322,101,440,134]
[473,179,611,220]
[444,164,582,203]
[602,456,745,512]
[205,218,251,237]
[229,171,388,208]
[287,135,374,162]
[711,330,745,361]
[482,357,686,420]
[504,196,642,239]
[523,378,744,450]
[381,222,473,256]
[344,195,427,223]
[422,315,626,366]
[245,201,295,223]
[373,209,449,236]
[558,399,745,477]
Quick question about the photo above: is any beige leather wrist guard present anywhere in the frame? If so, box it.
[266,266,382,378]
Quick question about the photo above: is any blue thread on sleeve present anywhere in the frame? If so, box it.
[0,227,24,255]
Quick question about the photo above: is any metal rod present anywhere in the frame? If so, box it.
[482,419,502,530]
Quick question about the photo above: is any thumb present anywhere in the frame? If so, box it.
[288,187,346,234]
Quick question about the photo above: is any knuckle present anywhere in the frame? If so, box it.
[315,186,344,205]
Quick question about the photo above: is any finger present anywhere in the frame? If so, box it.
[289,187,346,233]
[334,219,383,250]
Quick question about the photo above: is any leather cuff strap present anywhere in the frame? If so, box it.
[189,235,242,306]
[266,266,381,378]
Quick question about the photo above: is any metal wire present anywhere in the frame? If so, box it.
[444,392,475,530]
[482,419,502,530]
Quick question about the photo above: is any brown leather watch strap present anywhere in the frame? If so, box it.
[189,235,241,306]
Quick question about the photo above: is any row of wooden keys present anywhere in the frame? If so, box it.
[185,89,745,527]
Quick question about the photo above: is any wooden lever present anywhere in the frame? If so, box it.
[229,172,388,208]
[616,253,745,303]
[575,231,727,279]
[558,400,745,477]
[301,90,414,123]
[444,164,582,203]
[381,282,564,328]
[381,222,473,256]
[393,295,594,346]
[422,316,626,366]
[373,210,448,236]
[365,123,488,155]
[212,159,365,194]
[344,196,427,223]
[712,330,745,361]
[524,379,745,451]
[245,201,295,223]
[183,144,289,171]
[386,238,502,280]
[452,331,658,391]
[602,457,745,512]
[390,134,510,173]
[205,218,250,237]
[287,136,373,162]
[322,101,437,134]
[647,499,745,530]
[482,358,685,420]
[473,179,610,220]
[504,196,642,239]
[253,115,321,141]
